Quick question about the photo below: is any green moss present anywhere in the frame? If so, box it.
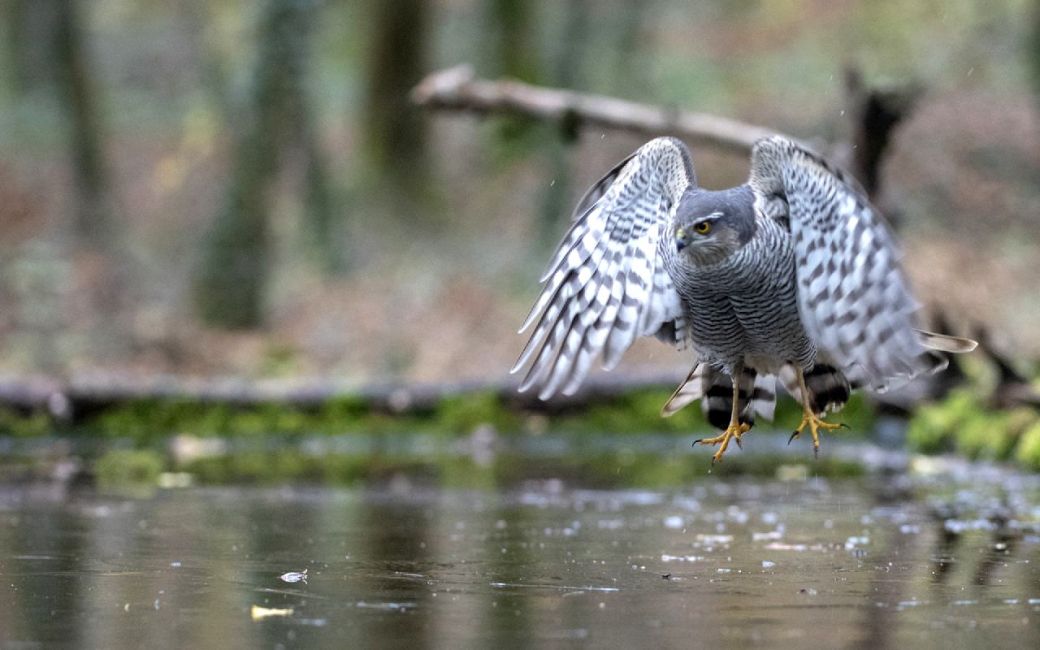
[435,392,521,434]
[906,390,981,454]
[907,390,1040,465]
[436,455,499,489]
[95,449,164,489]
[182,450,438,486]
[0,408,51,437]
[1014,421,1040,470]
[552,389,709,435]
[954,411,1014,460]
[955,407,1036,461]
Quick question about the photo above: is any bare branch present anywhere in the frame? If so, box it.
[411,65,779,154]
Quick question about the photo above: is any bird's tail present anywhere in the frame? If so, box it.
[779,362,852,415]
[662,363,776,428]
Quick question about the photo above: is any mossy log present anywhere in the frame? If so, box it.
[0,367,977,426]
[0,372,689,423]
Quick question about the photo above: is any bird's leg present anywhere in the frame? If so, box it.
[788,367,846,457]
[693,372,751,465]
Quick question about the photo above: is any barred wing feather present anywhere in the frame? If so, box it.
[748,136,935,390]
[512,137,694,399]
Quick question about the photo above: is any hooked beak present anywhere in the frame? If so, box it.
[675,227,689,253]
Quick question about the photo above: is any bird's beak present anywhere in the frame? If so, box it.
[675,228,688,253]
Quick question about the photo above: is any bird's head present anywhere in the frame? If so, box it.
[672,187,756,265]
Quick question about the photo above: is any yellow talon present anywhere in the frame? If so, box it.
[789,366,847,457]
[694,421,751,464]
[788,412,845,456]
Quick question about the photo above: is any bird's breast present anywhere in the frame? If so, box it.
[671,220,814,369]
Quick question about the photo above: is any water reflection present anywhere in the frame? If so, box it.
[0,472,1039,648]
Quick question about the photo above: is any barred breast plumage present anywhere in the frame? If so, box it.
[664,200,816,376]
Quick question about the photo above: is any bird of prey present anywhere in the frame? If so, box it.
[512,135,976,463]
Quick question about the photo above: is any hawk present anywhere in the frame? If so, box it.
[512,136,976,463]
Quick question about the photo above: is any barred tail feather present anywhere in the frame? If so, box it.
[780,363,851,415]
[751,374,777,422]
[662,364,777,426]
[702,367,753,429]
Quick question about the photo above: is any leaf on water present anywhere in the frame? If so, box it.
[251,605,294,621]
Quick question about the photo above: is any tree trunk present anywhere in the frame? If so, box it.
[483,0,543,150]
[52,0,114,247]
[539,0,592,246]
[3,0,59,95]
[1031,0,1040,106]
[361,0,428,190]
[193,0,332,327]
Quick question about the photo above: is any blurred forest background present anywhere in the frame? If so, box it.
[0,0,1038,388]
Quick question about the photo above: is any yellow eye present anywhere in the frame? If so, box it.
[694,221,712,235]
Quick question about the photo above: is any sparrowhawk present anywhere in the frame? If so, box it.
[512,135,976,462]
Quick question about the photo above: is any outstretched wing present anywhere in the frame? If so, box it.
[748,136,940,390]
[512,137,694,399]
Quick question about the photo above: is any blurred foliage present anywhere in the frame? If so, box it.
[170,444,865,487]
[51,388,873,444]
[907,388,1040,466]
[0,385,875,446]
[95,448,164,491]
[1015,419,1040,469]
[0,408,51,437]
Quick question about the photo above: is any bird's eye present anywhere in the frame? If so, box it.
[694,221,712,235]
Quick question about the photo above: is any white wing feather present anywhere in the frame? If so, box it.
[513,137,693,399]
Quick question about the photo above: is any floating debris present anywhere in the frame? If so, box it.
[661,554,703,563]
[752,528,784,542]
[764,542,826,552]
[251,605,294,621]
[695,534,733,545]
[279,569,308,584]
[490,582,618,593]
[356,601,416,611]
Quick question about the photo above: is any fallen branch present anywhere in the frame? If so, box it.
[0,372,687,422]
[411,65,779,154]
[0,368,966,425]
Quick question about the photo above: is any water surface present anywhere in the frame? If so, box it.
[1,460,1039,648]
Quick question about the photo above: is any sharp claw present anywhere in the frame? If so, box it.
[735,436,743,449]
[692,439,703,448]
[788,431,800,445]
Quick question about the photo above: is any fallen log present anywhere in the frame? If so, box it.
[0,371,688,422]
